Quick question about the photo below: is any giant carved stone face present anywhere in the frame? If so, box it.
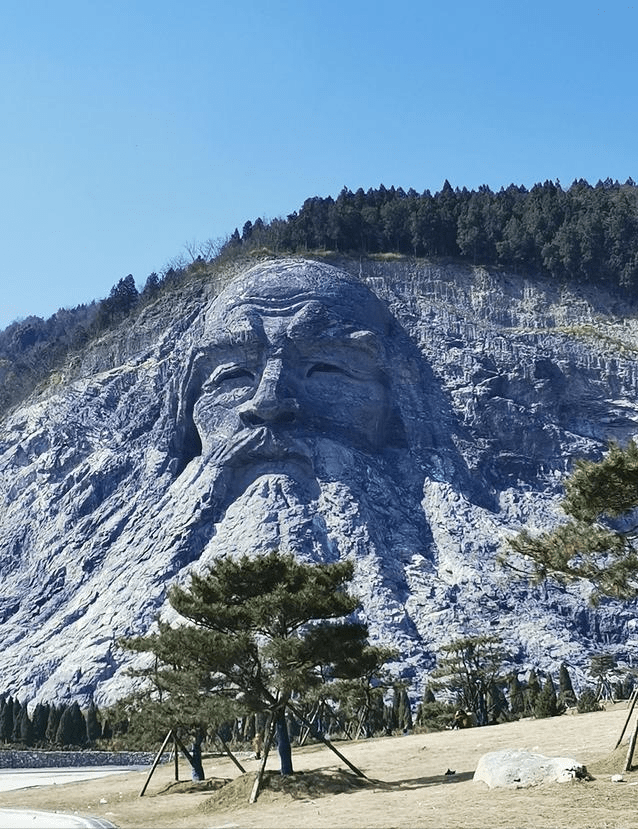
[188,261,398,491]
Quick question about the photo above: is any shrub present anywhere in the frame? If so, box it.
[415,701,456,732]
[577,688,602,713]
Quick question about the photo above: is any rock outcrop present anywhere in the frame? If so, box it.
[1,255,638,706]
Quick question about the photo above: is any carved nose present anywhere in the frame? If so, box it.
[237,358,298,426]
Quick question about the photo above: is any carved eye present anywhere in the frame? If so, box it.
[307,363,347,377]
[206,365,255,389]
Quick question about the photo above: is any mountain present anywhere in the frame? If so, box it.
[1,254,637,707]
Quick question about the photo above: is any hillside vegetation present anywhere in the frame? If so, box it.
[3,177,638,417]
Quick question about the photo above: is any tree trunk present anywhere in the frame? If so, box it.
[276,708,293,776]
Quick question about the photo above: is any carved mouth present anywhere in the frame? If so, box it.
[226,427,314,471]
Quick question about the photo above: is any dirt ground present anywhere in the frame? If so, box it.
[2,704,638,828]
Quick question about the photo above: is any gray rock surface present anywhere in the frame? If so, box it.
[473,748,587,787]
[1,256,638,706]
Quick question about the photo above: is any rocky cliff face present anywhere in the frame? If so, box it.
[1,256,637,707]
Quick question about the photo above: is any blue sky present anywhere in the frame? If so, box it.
[1,0,637,330]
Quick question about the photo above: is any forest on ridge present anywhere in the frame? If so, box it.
[2,176,638,416]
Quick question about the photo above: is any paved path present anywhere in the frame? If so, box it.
[0,766,144,827]
[0,809,116,827]
[0,765,140,792]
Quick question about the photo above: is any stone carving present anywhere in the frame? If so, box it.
[1,256,638,705]
[159,261,444,674]
[173,260,444,524]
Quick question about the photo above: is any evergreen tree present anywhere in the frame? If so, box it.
[71,702,87,745]
[55,702,86,747]
[55,706,75,746]
[577,687,602,713]
[383,701,397,735]
[19,708,34,746]
[101,719,113,741]
[590,653,617,700]
[508,674,525,718]
[535,675,563,718]
[558,664,577,707]
[31,703,51,744]
[525,669,541,715]
[394,686,413,732]
[11,700,23,743]
[46,705,63,745]
[430,635,508,726]
[622,674,635,701]
[0,697,14,743]
[142,272,161,296]
[505,440,638,601]
[86,703,102,743]
[486,683,510,723]
[122,550,389,776]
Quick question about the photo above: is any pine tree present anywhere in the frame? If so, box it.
[71,702,87,746]
[505,440,638,601]
[85,703,102,743]
[577,687,602,713]
[19,708,34,746]
[55,707,75,746]
[56,702,86,747]
[535,675,563,718]
[558,663,577,707]
[101,719,113,741]
[508,674,525,718]
[486,683,510,723]
[383,702,397,735]
[395,687,413,732]
[46,705,63,745]
[32,703,51,744]
[122,550,389,776]
[430,635,508,726]
[525,669,541,715]
[0,697,14,743]
[11,700,23,743]
[622,674,635,701]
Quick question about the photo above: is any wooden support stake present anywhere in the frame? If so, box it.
[287,701,368,779]
[173,731,196,770]
[173,732,179,781]
[139,730,174,797]
[249,714,276,804]
[215,732,246,773]
[615,687,638,750]
[625,714,638,772]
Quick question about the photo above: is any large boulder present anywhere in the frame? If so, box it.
[474,749,588,788]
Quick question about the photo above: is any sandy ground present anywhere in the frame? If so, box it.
[1,704,637,828]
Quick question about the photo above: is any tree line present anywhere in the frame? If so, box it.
[0,697,108,749]
[228,177,638,290]
[3,176,638,419]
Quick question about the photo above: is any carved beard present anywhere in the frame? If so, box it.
[158,431,434,659]
[189,432,432,575]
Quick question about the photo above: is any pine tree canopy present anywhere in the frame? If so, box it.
[504,440,638,602]
[429,635,508,726]
[121,550,390,774]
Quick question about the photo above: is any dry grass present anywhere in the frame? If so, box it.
[2,704,638,828]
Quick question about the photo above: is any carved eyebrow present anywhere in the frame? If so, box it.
[296,328,385,360]
[207,328,265,349]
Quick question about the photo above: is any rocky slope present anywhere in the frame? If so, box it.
[1,255,637,707]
